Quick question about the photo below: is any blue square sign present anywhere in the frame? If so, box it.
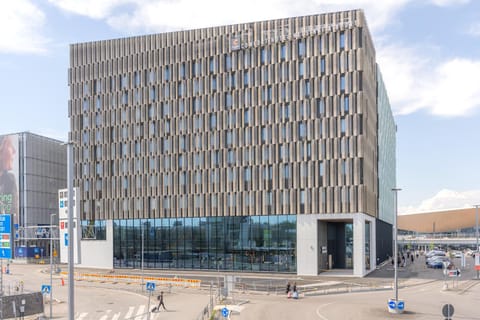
[146,282,156,291]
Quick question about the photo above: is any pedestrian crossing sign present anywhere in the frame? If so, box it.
[41,285,51,294]
[146,282,156,291]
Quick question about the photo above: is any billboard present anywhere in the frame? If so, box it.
[0,135,19,225]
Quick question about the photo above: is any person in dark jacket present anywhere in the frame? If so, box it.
[152,291,167,312]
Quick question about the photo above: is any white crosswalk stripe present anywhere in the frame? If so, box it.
[124,306,135,319]
[74,305,153,320]
[111,312,121,320]
[135,305,147,320]
[99,309,112,320]
[76,312,88,320]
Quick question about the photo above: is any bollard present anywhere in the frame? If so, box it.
[61,278,65,286]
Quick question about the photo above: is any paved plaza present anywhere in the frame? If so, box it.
[2,254,479,320]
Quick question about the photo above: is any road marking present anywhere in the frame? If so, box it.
[124,306,135,319]
[111,312,121,320]
[316,302,335,320]
[135,305,146,320]
[99,309,112,320]
[76,312,88,320]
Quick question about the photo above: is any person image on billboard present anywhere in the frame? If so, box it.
[0,135,18,216]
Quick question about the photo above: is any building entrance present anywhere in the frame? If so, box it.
[326,222,353,269]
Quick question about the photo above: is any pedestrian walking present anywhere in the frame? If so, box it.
[286,282,291,294]
[152,291,167,312]
[292,282,298,299]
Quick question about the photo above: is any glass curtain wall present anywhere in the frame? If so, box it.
[113,215,296,273]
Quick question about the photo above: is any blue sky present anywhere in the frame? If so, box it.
[1,0,479,213]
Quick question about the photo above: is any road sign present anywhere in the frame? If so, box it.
[0,214,11,233]
[41,285,51,294]
[388,300,396,309]
[397,301,405,310]
[146,282,156,291]
[442,304,454,318]
[0,214,12,259]
[64,233,68,246]
[222,307,229,318]
[448,269,461,277]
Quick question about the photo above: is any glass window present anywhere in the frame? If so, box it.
[320,57,325,74]
[193,61,200,77]
[225,92,232,108]
[299,122,306,139]
[226,130,233,147]
[164,67,170,81]
[121,74,129,89]
[134,72,140,86]
[281,43,286,60]
[209,57,215,73]
[225,54,232,70]
[340,74,345,92]
[261,127,266,143]
[298,40,305,57]
[316,99,324,117]
[340,31,345,50]
[244,167,251,181]
[228,150,234,165]
[179,63,186,79]
[149,70,156,83]
[178,82,184,97]
[244,109,250,125]
[299,61,304,77]
[305,80,311,97]
[344,95,350,113]
[150,87,156,102]
[211,77,217,91]
[210,114,217,129]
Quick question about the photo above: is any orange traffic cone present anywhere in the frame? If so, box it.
[61,278,65,286]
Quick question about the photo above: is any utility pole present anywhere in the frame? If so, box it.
[475,205,479,280]
[67,142,75,319]
[50,213,57,319]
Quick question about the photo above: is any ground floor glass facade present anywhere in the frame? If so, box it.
[113,215,297,273]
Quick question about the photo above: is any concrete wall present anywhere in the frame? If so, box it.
[297,214,319,276]
[298,213,376,277]
[80,220,113,269]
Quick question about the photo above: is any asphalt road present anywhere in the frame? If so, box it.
[3,253,479,320]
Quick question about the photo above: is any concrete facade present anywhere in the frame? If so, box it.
[68,9,395,276]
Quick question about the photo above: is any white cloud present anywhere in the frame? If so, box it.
[47,0,129,19]
[377,43,480,117]
[400,189,480,214]
[430,0,470,6]
[47,0,470,35]
[468,22,480,37]
[0,0,49,54]
[48,0,412,34]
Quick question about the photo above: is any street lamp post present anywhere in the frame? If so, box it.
[475,205,479,280]
[50,213,56,320]
[393,188,401,302]
[67,142,75,320]
[141,221,145,289]
[388,188,402,314]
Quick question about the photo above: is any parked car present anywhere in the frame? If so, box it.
[425,251,446,264]
[427,256,451,269]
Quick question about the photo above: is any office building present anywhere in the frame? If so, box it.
[0,132,67,259]
[68,9,396,276]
